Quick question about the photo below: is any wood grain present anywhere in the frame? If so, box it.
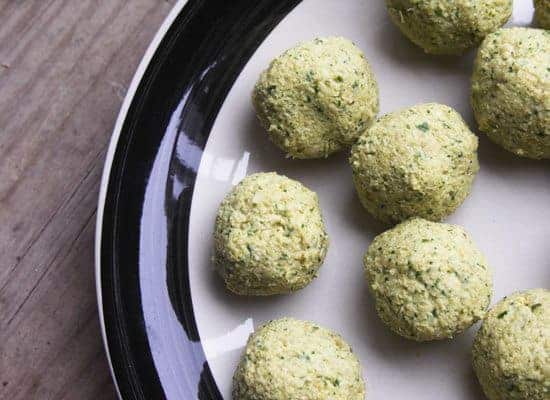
[0,1,176,398]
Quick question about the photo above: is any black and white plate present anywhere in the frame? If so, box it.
[95,1,549,399]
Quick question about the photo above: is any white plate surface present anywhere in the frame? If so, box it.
[189,1,549,398]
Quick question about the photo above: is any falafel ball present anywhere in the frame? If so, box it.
[232,318,366,400]
[214,172,328,295]
[472,289,550,400]
[350,103,479,224]
[385,0,512,55]
[253,37,379,159]
[364,218,493,341]
[471,28,550,159]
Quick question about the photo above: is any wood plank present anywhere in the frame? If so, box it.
[0,0,176,398]
[0,214,112,399]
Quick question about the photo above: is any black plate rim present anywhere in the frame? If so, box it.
[94,1,190,398]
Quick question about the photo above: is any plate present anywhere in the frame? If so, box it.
[96,1,550,399]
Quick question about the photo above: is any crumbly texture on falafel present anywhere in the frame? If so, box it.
[350,103,479,224]
[385,0,512,55]
[214,173,328,295]
[253,37,379,159]
[364,218,493,341]
[471,28,550,159]
[232,318,365,400]
[473,289,550,400]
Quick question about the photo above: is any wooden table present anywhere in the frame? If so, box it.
[0,1,176,398]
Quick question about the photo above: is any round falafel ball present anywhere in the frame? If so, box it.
[473,289,550,400]
[364,218,493,341]
[214,172,328,296]
[535,0,550,29]
[253,37,379,159]
[350,103,479,225]
[232,318,365,400]
[471,28,550,159]
[385,0,512,55]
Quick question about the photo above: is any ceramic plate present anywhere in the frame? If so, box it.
[96,0,549,399]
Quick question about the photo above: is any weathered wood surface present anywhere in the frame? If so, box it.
[0,1,175,398]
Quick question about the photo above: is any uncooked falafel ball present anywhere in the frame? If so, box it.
[471,28,550,159]
[253,37,379,159]
[364,218,493,341]
[385,0,512,55]
[473,289,550,400]
[232,318,365,400]
[214,172,328,295]
[350,103,479,224]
